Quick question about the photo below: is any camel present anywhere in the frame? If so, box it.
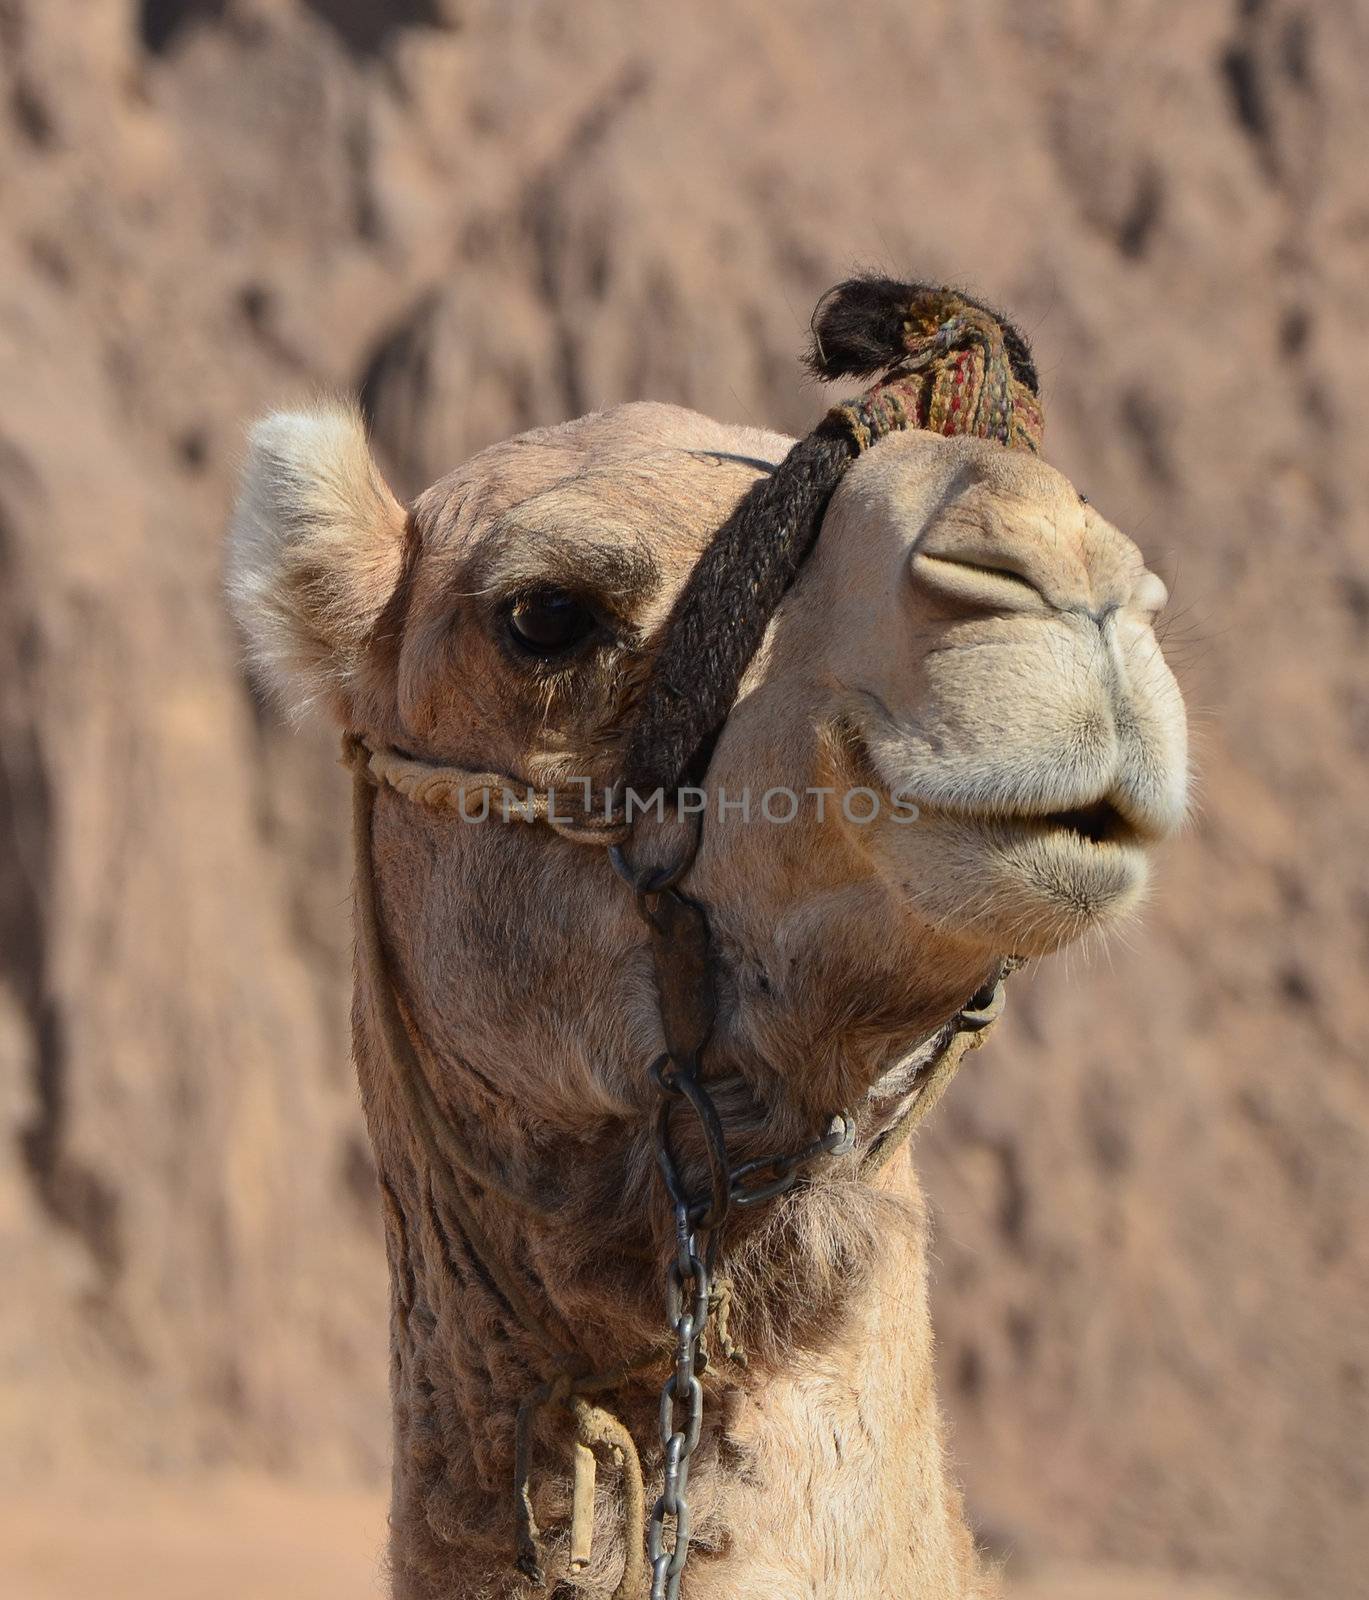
[227,282,1187,1600]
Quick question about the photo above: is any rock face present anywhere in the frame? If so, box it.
[1,2,1366,1596]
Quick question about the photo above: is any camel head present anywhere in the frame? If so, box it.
[226,286,1187,1140]
[226,281,1190,1600]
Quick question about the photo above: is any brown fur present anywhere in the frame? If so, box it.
[228,400,1187,1598]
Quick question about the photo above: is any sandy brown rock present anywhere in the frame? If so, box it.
[1,2,1366,1597]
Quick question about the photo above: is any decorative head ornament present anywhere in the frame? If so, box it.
[815,278,1043,454]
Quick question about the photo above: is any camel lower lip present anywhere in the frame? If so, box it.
[879,803,1152,954]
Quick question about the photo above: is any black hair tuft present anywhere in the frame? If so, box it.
[805,275,1039,395]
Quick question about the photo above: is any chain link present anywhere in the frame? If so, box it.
[646,1190,708,1599]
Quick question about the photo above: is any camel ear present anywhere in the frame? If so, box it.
[227,403,405,720]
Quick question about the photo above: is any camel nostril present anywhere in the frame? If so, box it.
[909,551,1047,611]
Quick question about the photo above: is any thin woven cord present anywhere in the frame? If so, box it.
[360,739,628,845]
[571,1398,647,1599]
[860,1018,998,1179]
[351,756,573,1351]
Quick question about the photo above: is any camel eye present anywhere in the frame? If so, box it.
[507,590,596,656]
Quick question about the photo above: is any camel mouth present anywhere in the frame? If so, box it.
[1020,798,1138,847]
[845,734,1156,950]
[945,797,1149,860]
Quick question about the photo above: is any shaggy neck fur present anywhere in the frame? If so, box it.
[358,785,998,1600]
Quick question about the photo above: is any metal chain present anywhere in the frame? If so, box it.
[644,1051,854,1598]
[643,1037,719,1599]
[647,1183,708,1596]
[725,1111,856,1210]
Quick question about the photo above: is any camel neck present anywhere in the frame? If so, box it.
[352,774,995,1596]
[370,1115,985,1600]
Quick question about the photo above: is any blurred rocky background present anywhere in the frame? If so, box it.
[1,1,1366,1596]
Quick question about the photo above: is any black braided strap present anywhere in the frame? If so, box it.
[622,278,1043,802]
[622,423,855,801]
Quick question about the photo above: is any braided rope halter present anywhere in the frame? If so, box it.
[348,278,1044,1599]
